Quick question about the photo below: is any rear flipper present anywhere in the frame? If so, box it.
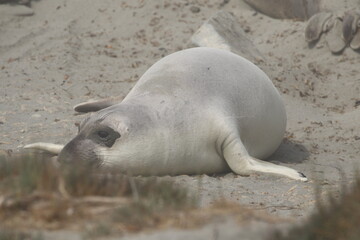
[223,136,307,181]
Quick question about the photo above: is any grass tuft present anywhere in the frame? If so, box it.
[0,152,132,197]
[112,179,197,231]
[0,152,59,195]
[0,229,42,240]
[82,222,113,239]
[0,151,198,231]
[0,151,275,234]
[269,175,360,240]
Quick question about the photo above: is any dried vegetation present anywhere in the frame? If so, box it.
[270,175,360,240]
[0,151,275,237]
[0,151,196,234]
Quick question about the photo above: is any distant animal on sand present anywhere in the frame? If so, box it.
[305,10,360,53]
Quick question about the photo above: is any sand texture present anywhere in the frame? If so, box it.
[1,0,360,238]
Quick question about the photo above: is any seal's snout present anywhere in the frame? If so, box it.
[57,124,120,167]
[58,136,101,167]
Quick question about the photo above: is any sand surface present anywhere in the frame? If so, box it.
[1,0,360,238]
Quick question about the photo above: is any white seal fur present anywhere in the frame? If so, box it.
[25,47,307,181]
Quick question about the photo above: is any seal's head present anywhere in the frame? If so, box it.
[58,118,121,166]
[58,104,160,172]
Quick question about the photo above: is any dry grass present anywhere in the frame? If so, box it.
[0,229,42,240]
[0,151,199,234]
[270,175,360,240]
[0,151,278,237]
[0,152,132,197]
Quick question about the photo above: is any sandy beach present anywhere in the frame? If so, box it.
[1,0,360,238]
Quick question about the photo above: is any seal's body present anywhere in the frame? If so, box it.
[27,48,307,181]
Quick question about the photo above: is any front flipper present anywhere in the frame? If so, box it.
[222,136,307,181]
[74,96,123,113]
[24,142,64,155]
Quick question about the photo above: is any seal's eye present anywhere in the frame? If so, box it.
[92,127,121,148]
[97,130,109,139]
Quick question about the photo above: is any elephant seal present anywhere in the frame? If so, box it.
[25,47,307,181]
